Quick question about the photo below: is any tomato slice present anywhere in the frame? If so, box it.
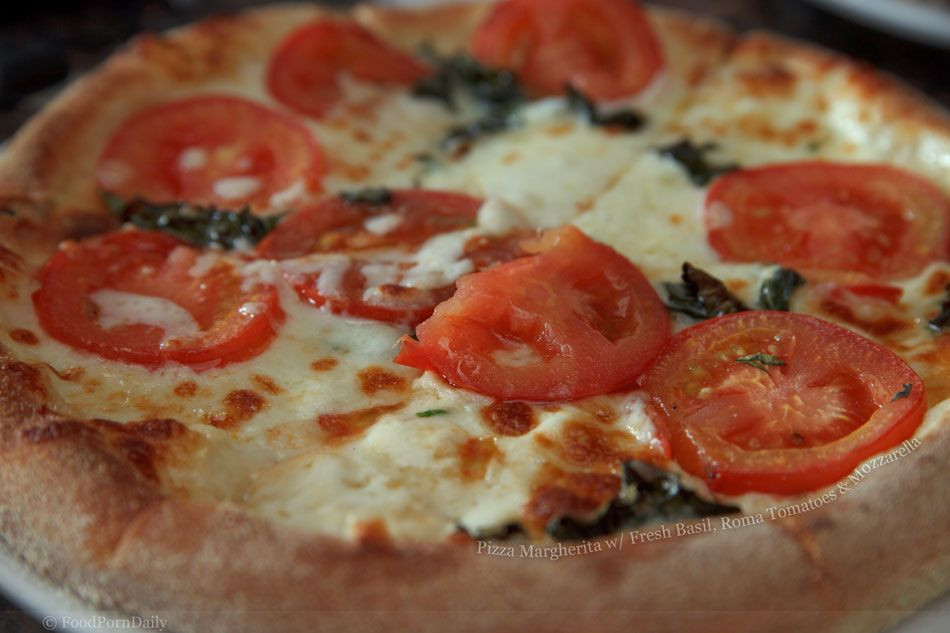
[395,226,671,400]
[471,0,664,100]
[97,96,325,209]
[640,311,926,495]
[705,162,950,279]
[289,259,458,328]
[811,282,910,339]
[258,190,486,327]
[257,190,482,259]
[33,230,283,369]
[267,19,430,118]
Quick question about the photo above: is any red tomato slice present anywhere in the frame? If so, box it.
[290,260,458,328]
[395,226,671,401]
[705,162,950,279]
[97,96,324,209]
[267,19,430,118]
[471,0,664,100]
[262,190,506,328]
[839,284,903,304]
[33,230,283,370]
[640,311,926,495]
[257,190,482,259]
[812,282,910,339]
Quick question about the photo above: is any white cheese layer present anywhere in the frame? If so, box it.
[1,13,948,545]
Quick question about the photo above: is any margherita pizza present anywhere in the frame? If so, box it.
[0,1,948,632]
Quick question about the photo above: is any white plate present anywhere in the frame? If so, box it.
[803,0,950,48]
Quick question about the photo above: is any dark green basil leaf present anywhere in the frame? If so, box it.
[929,284,950,333]
[340,187,393,205]
[758,267,806,311]
[655,138,739,186]
[105,193,283,250]
[547,460,737,541]
[441,114,516,156]
[565,84,646,132]
[412,53,523,113]
[416,409,449,418]
[891,383,913,402]
[663,262,748,320]
[736,352,786,373]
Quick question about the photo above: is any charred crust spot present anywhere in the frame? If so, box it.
[481,401,536,437]
[173,381,198,398]
[555,421,641,468]
[738,63,796,97]
[311,358,339,372]
[523,467,620,528]
[226,389,265,415]
[458,437,501,481]
[318,403,404,443]
[22,416,187,484]
[115,437,160,481]
[92,418,190,481]
[5,362,47,397]
[251,374,283,395]
[926,270,950,296]
[354,519,393,549]
[121,418,189,440]
[8,329,38,345]
[210,390,265,429]
[357,366,408,395]
[23,420,89,443]
[0,245,22,281]
[573,398,618,424]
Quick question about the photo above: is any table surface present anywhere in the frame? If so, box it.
[0,0,948,630]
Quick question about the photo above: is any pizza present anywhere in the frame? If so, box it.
[0,1,948,631]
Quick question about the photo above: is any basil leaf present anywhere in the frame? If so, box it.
[441,114,516,156]
[340,187,393,205]
[663,262,749,320]
[547,460,737,541]
[565,84,646,132]
[758,267,806,311]
[105,193,283,250]
[655,139,739,186]
[416,409,449,418]
[412,54,523,113]
[413,53,525,157]
[891,383,913,402]
[736,352,786,373]
[929,284,950,333]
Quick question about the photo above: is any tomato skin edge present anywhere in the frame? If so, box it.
[640,311,928,496]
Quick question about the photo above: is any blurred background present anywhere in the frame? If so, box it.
[0,0,948,630]
[0,0,948,141]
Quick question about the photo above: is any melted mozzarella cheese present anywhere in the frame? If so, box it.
[424,99,642,228]
[213,176,262,200]
[90,289,200,344]
[2,14,948,545]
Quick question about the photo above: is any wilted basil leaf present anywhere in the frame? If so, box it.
[547,460,738,541]
[105,193,283,250]
[656,139,739,186]
[758,267,806,311]
[663,262,748,320]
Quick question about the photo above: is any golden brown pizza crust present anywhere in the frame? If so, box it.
[0,3,948,632]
